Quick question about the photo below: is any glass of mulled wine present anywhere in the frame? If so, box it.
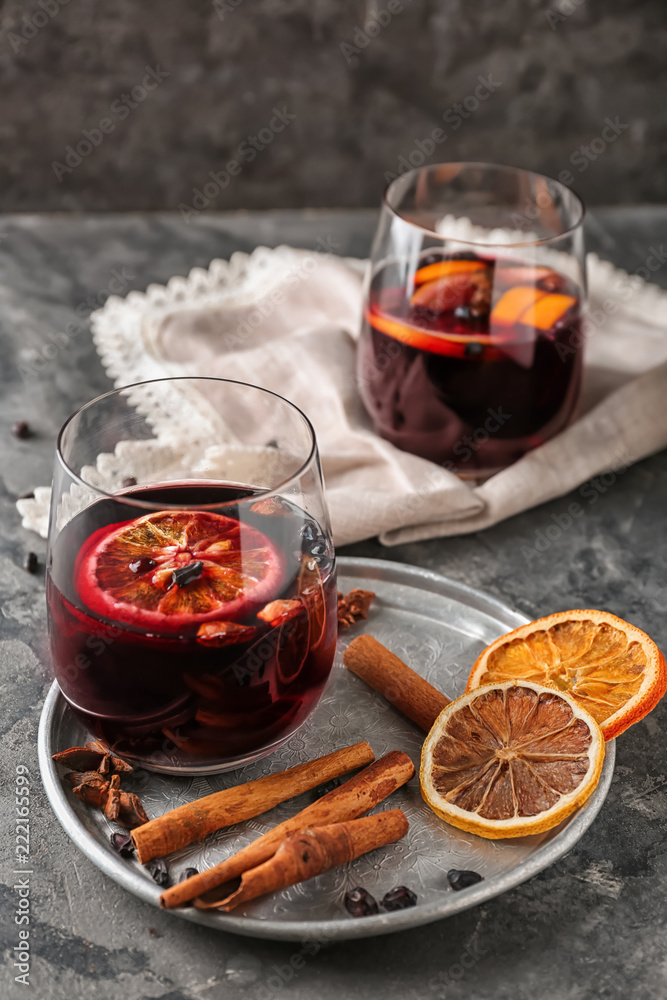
[46,378,338,774]
[358,162,586,478]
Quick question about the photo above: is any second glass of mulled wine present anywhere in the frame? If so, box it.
[46,378,337,773]
[358,162,586,478]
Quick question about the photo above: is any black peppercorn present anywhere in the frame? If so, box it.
[110,831,134,858]
[447,869,483,891]
[344,887,379,917]
[381,886,417,911]
[12,421,32,439]
[147,858,170,887]
[23,552,38,574]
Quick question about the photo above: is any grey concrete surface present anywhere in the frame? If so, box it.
[0,1,662,212]
[1,208,667,999]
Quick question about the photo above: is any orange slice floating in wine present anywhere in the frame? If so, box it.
[77,510,284,633]
[413,259,487,286]
[491,286,577,330]
[490,286,548,325]
[365,304,502,360]
[522,293,577,331]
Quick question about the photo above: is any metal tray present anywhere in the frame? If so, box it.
[38,556,615,941]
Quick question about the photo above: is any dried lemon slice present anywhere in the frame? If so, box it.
[420,680,604,839]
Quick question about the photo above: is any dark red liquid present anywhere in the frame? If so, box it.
[358,253,583,475]
[47,483,337,770]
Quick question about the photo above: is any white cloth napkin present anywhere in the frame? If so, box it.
[19,243,667,546]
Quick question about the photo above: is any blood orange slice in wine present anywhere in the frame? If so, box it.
[77,510,284,632]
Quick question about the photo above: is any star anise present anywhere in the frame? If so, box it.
[54,742,148,829]
[104,774,122,821]
[337,589,376,629]
[65,770,110,807]
[52,740,133,774]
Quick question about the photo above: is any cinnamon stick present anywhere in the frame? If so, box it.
[214,811,409,912]
[132,741,374,864]
[161,749,414,909]
[343,635,450,731]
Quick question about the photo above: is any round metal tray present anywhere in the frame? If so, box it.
[38,556,615,941]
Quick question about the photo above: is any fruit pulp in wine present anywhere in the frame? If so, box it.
[47,482,337,769]
[358,252,583,475]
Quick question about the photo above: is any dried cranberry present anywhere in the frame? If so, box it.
[23,552,38,574]
[129,557,156,575]
[12,421,32,439]
[171,561,204,587]
[344,887,379,917]
[447,869,483,891]
[381,886,417,911]
[147,858,170,887]
[180,867,198,881]
[110,831,134,858]
[121,476,137,488]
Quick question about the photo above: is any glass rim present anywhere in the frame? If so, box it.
[382,160,586,249]
[55,376,319,512]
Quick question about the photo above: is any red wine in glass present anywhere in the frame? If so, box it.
[47,482,337,771]
[358,252,584,477]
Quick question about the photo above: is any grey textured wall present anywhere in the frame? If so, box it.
[0,0,661,212]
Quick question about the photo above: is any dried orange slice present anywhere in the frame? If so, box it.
[410,273,474,310]
[521,293,577,330]
[490,286,547,325]
[77,510,283,632]
[466,610,667,740]
[420,680,604,839]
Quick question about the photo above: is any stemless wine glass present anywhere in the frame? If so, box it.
[357,162,586,478]
[46,377,337,774]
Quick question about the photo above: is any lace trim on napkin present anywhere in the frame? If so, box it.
[17,233,667,540]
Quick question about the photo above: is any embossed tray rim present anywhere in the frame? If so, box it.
[38,556,615,941]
